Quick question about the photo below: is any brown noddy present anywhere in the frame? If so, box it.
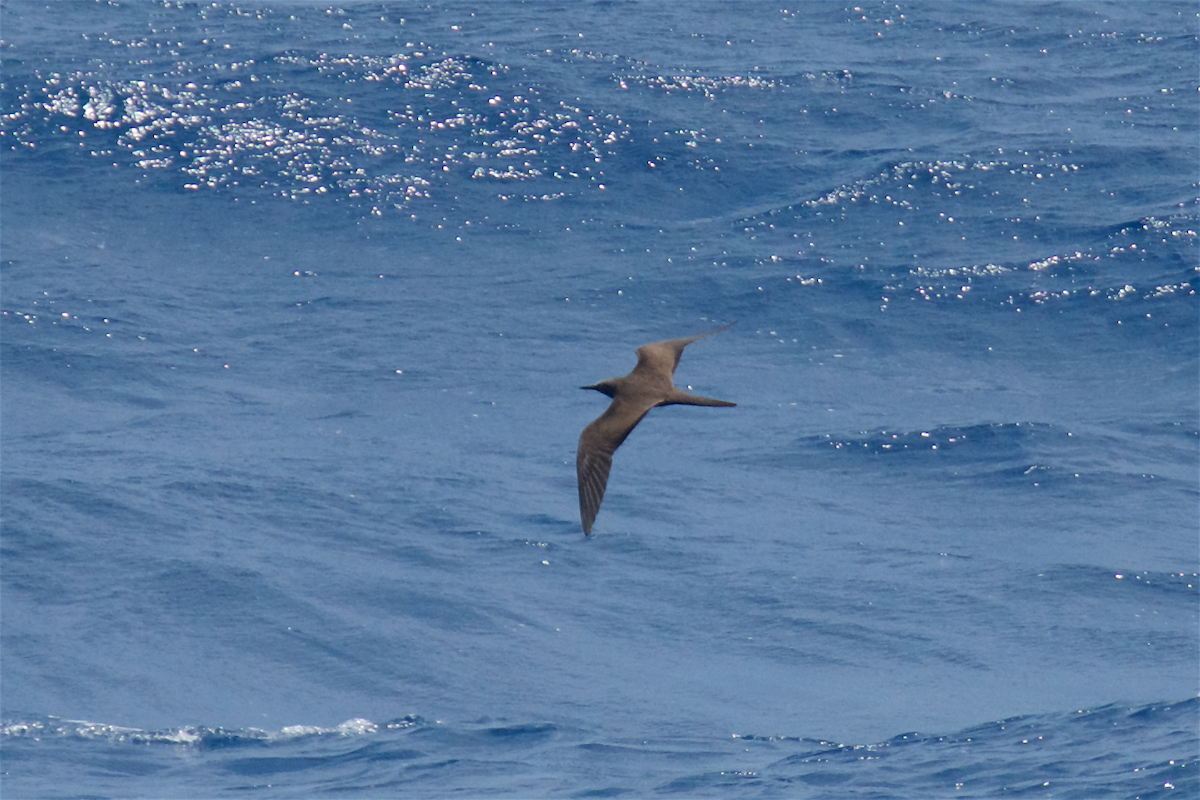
[576,322,736,535]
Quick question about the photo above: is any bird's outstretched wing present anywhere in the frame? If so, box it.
[630,321,735,381]
[576,397,655,534]
[576,436,611,536]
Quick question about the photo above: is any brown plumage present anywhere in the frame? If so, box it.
[576,322,736,535]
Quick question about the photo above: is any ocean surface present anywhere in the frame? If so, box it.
[1,2,1197,797]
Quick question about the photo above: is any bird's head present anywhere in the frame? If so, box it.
[581,380,619,398]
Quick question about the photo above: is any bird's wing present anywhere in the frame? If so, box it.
[576,397,656,534]
[576,434,612,536]
[660,388,736,407]
[630,321,735,380]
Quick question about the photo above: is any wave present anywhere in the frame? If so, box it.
[3,699,1195,797]
[0,714,420,749]
[762,421,1199,494]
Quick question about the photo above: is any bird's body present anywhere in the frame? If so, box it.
[576,322,736,535]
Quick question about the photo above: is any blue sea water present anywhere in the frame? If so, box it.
[1,1,1197,797]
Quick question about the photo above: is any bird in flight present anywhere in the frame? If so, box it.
[576,322,736,535]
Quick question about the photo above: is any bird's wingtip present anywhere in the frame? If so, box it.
[702,319,736,336]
